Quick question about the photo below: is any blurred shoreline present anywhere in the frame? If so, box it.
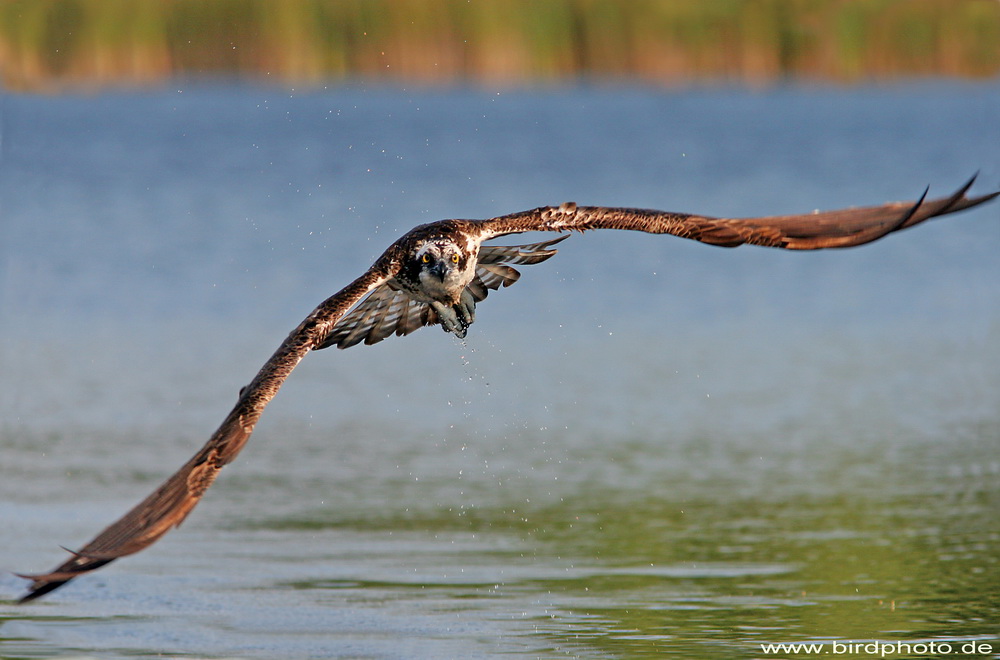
[2,0,999,93]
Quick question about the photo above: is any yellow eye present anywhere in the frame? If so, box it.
[451,254,460,264]
[421,253,431,263]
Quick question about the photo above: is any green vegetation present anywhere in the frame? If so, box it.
[1,0,998,91]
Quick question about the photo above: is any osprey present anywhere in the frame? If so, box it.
[17,176,998,603]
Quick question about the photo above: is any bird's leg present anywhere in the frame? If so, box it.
[431,301,466,338]
[457,289,476,327]
[430,293,476,339]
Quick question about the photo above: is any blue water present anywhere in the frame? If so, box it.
[1,82,999,659]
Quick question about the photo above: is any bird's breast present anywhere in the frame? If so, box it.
[415,268,472,305]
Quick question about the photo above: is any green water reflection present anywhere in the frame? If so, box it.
[254,432,999,658]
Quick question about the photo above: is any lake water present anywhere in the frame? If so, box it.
[1,82,998,659]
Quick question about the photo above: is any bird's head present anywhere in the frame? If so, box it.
[412,238,468,286]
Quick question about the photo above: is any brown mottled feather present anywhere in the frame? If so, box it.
[18,177,996,603]
[475,176,997,250]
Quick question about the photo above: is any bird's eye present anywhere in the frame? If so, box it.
[450,254,460,264]
[421,253,431,264]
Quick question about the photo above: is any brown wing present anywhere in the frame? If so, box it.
[17,264,396,603]
[314,282,438,350]
[473,175,998,249]
[465,235,568,303]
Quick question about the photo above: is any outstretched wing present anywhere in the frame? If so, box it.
[473,175,998,249]
[316,236,568,350]
[17,264,396,603]
[465,236,567,302]
[315,282,438,350]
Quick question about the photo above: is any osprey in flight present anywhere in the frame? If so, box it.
[17,176,998,603]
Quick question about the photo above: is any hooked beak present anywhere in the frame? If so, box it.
[429,260,450,280]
